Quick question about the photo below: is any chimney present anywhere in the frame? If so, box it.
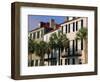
[38,22,44,27]
[49,19,56,29]
[68,17,73,20]
[64,17,76,21]
[64,17,69,21]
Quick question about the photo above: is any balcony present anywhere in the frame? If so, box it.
[62,50,82,58]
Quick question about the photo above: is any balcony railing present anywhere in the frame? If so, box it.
[62,50,82,58]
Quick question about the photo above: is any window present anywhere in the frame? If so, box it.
[60,59,62,65]
[33,33,35,39]
[68,41,70,55]
[72,58,75,64]
[51,59,57,65]
[76,39,78,51]
[66,25,67,33]
[65,59,67,65]
[81,20,83,28]
[81,38,83,50]
[41,30,43,37]
[37,31,40,38]
[68,59,70,65]
[72,40,75,55]
[51,51,53,58]
[62,26,63,34]
[73,23,75,32]
[54,60,57,65]
[68,24,70,33]
[31,60,34,66]
[35,60,38,66]
[76,21,78,31]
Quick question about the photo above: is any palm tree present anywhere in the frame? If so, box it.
[49,32,69,65]
[60,34,69,55]
[28,38,34,53]
[46,42,51,66]
[28,38,36,66]
[76,27,88,64]
[49,33,59,65]
[35,40,48,66]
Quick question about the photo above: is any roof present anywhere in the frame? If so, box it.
[60,17,80,25]
[29,27,43,32]
[29,17,81,33]
[29,22,60,33]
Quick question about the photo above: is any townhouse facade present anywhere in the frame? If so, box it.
[28,17,88,66]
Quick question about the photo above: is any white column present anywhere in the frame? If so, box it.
[78,21,81,29]
[38,59,40,66]
[62,58,65,65]
[56,50,59,65]
[63,25,66,34]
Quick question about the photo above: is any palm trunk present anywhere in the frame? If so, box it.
[50,49,54,65]
[40,55,44,66]
[48,53,49,66]
[41,58,44,66]
[28,53,33,66]
[31,54,33,66]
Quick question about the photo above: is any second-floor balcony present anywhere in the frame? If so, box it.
[62,50,82,58]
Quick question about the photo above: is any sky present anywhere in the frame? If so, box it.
[28,15,66,31]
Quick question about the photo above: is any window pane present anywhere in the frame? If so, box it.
[81,20,83,28]
[66,25,67,33]
[81,39,83,50]
[35,60,38,66]
[65,59,67,65]
[73,23,75,32]
[37,31,40,38]
[76,39,78,51]
[68,59,70,65]
[68,41,70,55]
[33,33,35,39]
[76,21,78,31]
[60,59,62,65]
[68,24,70,33]
[73,40,75,55]
[72,58,75,64]
[62,26,63,34]
[31,60,34,66]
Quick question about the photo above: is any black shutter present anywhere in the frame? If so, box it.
[73,40,75,55]
[81,20,83,28]
[76,21,78,31]
[68,24,70,33]
[73,23,75,32]
[66,25,67,33]
[76,39,78,51]
[81,38,83,50]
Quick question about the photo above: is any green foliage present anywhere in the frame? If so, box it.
[49,32,69,50]
[76,27,87,40]
[28,32,69,66]
[36,41,48,58]
[28,38,35,54]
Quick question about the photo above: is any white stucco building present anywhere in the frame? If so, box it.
[28,17,88,66]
